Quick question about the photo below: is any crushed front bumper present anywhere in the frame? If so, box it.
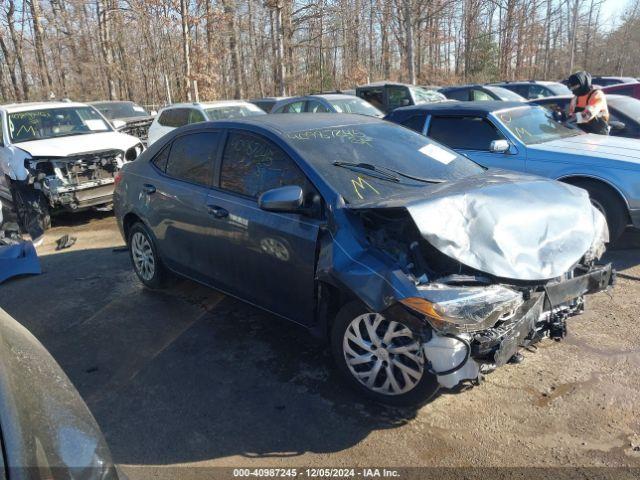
[422,263,614,389]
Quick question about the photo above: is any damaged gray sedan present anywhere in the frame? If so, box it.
[114,114,613,406]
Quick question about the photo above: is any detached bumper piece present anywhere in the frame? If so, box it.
[423,263,614,389]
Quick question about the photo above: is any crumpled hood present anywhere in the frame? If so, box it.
[350,171,608,281]
[15,131,140,158]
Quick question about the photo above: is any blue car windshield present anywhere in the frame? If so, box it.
[495,106,582,145]
[285,122,485,205]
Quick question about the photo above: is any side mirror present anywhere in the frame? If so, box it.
[112,119,127,129]
[401,99,411,106]
[258,185,303,213]
[150,110,158,116]
[490,139,510,153]
[609,120,626,131]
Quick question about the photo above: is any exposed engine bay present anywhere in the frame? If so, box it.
[354,206,614,390]
[25,148,133,211]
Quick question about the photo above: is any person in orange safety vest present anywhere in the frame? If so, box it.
[567,71,610,135]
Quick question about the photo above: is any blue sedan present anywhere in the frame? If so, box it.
[386,101,640,241]
[113,114,613,406]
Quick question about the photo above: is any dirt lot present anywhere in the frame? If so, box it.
[1,209,640,477]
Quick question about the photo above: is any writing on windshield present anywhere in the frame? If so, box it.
[8,107,110,143]
[496,107,581,145]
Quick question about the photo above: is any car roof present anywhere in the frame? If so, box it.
[172,113,383,135]
[392,100,527,116]
[357,81,413,88]
[439,84,485,91]
[89,100,136,105]
[163,100,254,110]
[0,101,90,113]
[284,94,359,102]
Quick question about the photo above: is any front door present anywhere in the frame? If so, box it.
[206,130,322,325]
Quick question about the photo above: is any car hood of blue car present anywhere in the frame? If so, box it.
[528,133,640,168]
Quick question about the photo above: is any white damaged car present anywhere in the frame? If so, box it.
[0,102,143,237]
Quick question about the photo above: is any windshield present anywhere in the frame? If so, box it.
[92,102,148,119]
[205,105,266,120]
[608,96,640,121]
[410,87,447,104]
[546,83,572,96]
[329,98,383,117]
[8,107,112,143]
[286,122,485,205]
[494,106,582,145]
[485,86,525,101]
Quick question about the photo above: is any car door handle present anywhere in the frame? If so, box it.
[207,205,229,218]
[142,184,156,195]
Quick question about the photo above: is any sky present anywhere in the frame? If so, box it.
[600,0,633,28]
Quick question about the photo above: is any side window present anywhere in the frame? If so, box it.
[509,85,529,98]
[472,89,493,101]
[152,145,171,172]
[157,110,173,127]
[220,132,309,198]
[399,113,427,133]
[164,132,220,186]
[307,101,330,113]
[428,116,504,151]
[188,109,206,124]
[529,85,550,99]
[444,89,469,101]
[358,88,385,111]
[173,108,191,127]
[283,101,305,113]
[387,86,412,110]
[0,113,4,145]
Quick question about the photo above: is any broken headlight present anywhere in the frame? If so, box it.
[400,284,523,333]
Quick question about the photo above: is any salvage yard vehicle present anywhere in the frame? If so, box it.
[147,101,266,146]
[438,84,526,102]
[0,102,143,238]
[90,100,155,145]
[114,114,612,406]
[271,94,383,117]
[489,80,572,99]
[355,82,446,113]
[385,101,640,243]
[0,307,119,479]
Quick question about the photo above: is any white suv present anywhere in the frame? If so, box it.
[147,101,265,145]
[0,102,143,238]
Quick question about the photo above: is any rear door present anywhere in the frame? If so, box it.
[204,130,322,324]
[427,115,526,171]
[144,130,223,283]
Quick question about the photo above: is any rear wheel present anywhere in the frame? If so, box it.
[128,222,166,289]
[10,181,51,240]
[565,179,628,243]
[330,301,438,406]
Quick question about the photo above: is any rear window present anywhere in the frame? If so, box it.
[158,108,191,127]
[204,105,265,120]
[164,132,220,185]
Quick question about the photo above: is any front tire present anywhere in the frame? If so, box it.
[128,222,166,289]
[330,301,438,407]
[567,179,628,243]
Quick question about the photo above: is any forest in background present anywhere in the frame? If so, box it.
[1,0,640,106]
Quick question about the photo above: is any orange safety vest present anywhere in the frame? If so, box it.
[569,89,609,121]
[569,89,609,134]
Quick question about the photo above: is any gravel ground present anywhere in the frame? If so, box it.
[1,207,639,477]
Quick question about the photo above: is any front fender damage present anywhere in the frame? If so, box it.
[315,199,614,391]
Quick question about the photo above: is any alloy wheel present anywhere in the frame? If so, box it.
[343,312,424,395]
[131,231,155,281]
